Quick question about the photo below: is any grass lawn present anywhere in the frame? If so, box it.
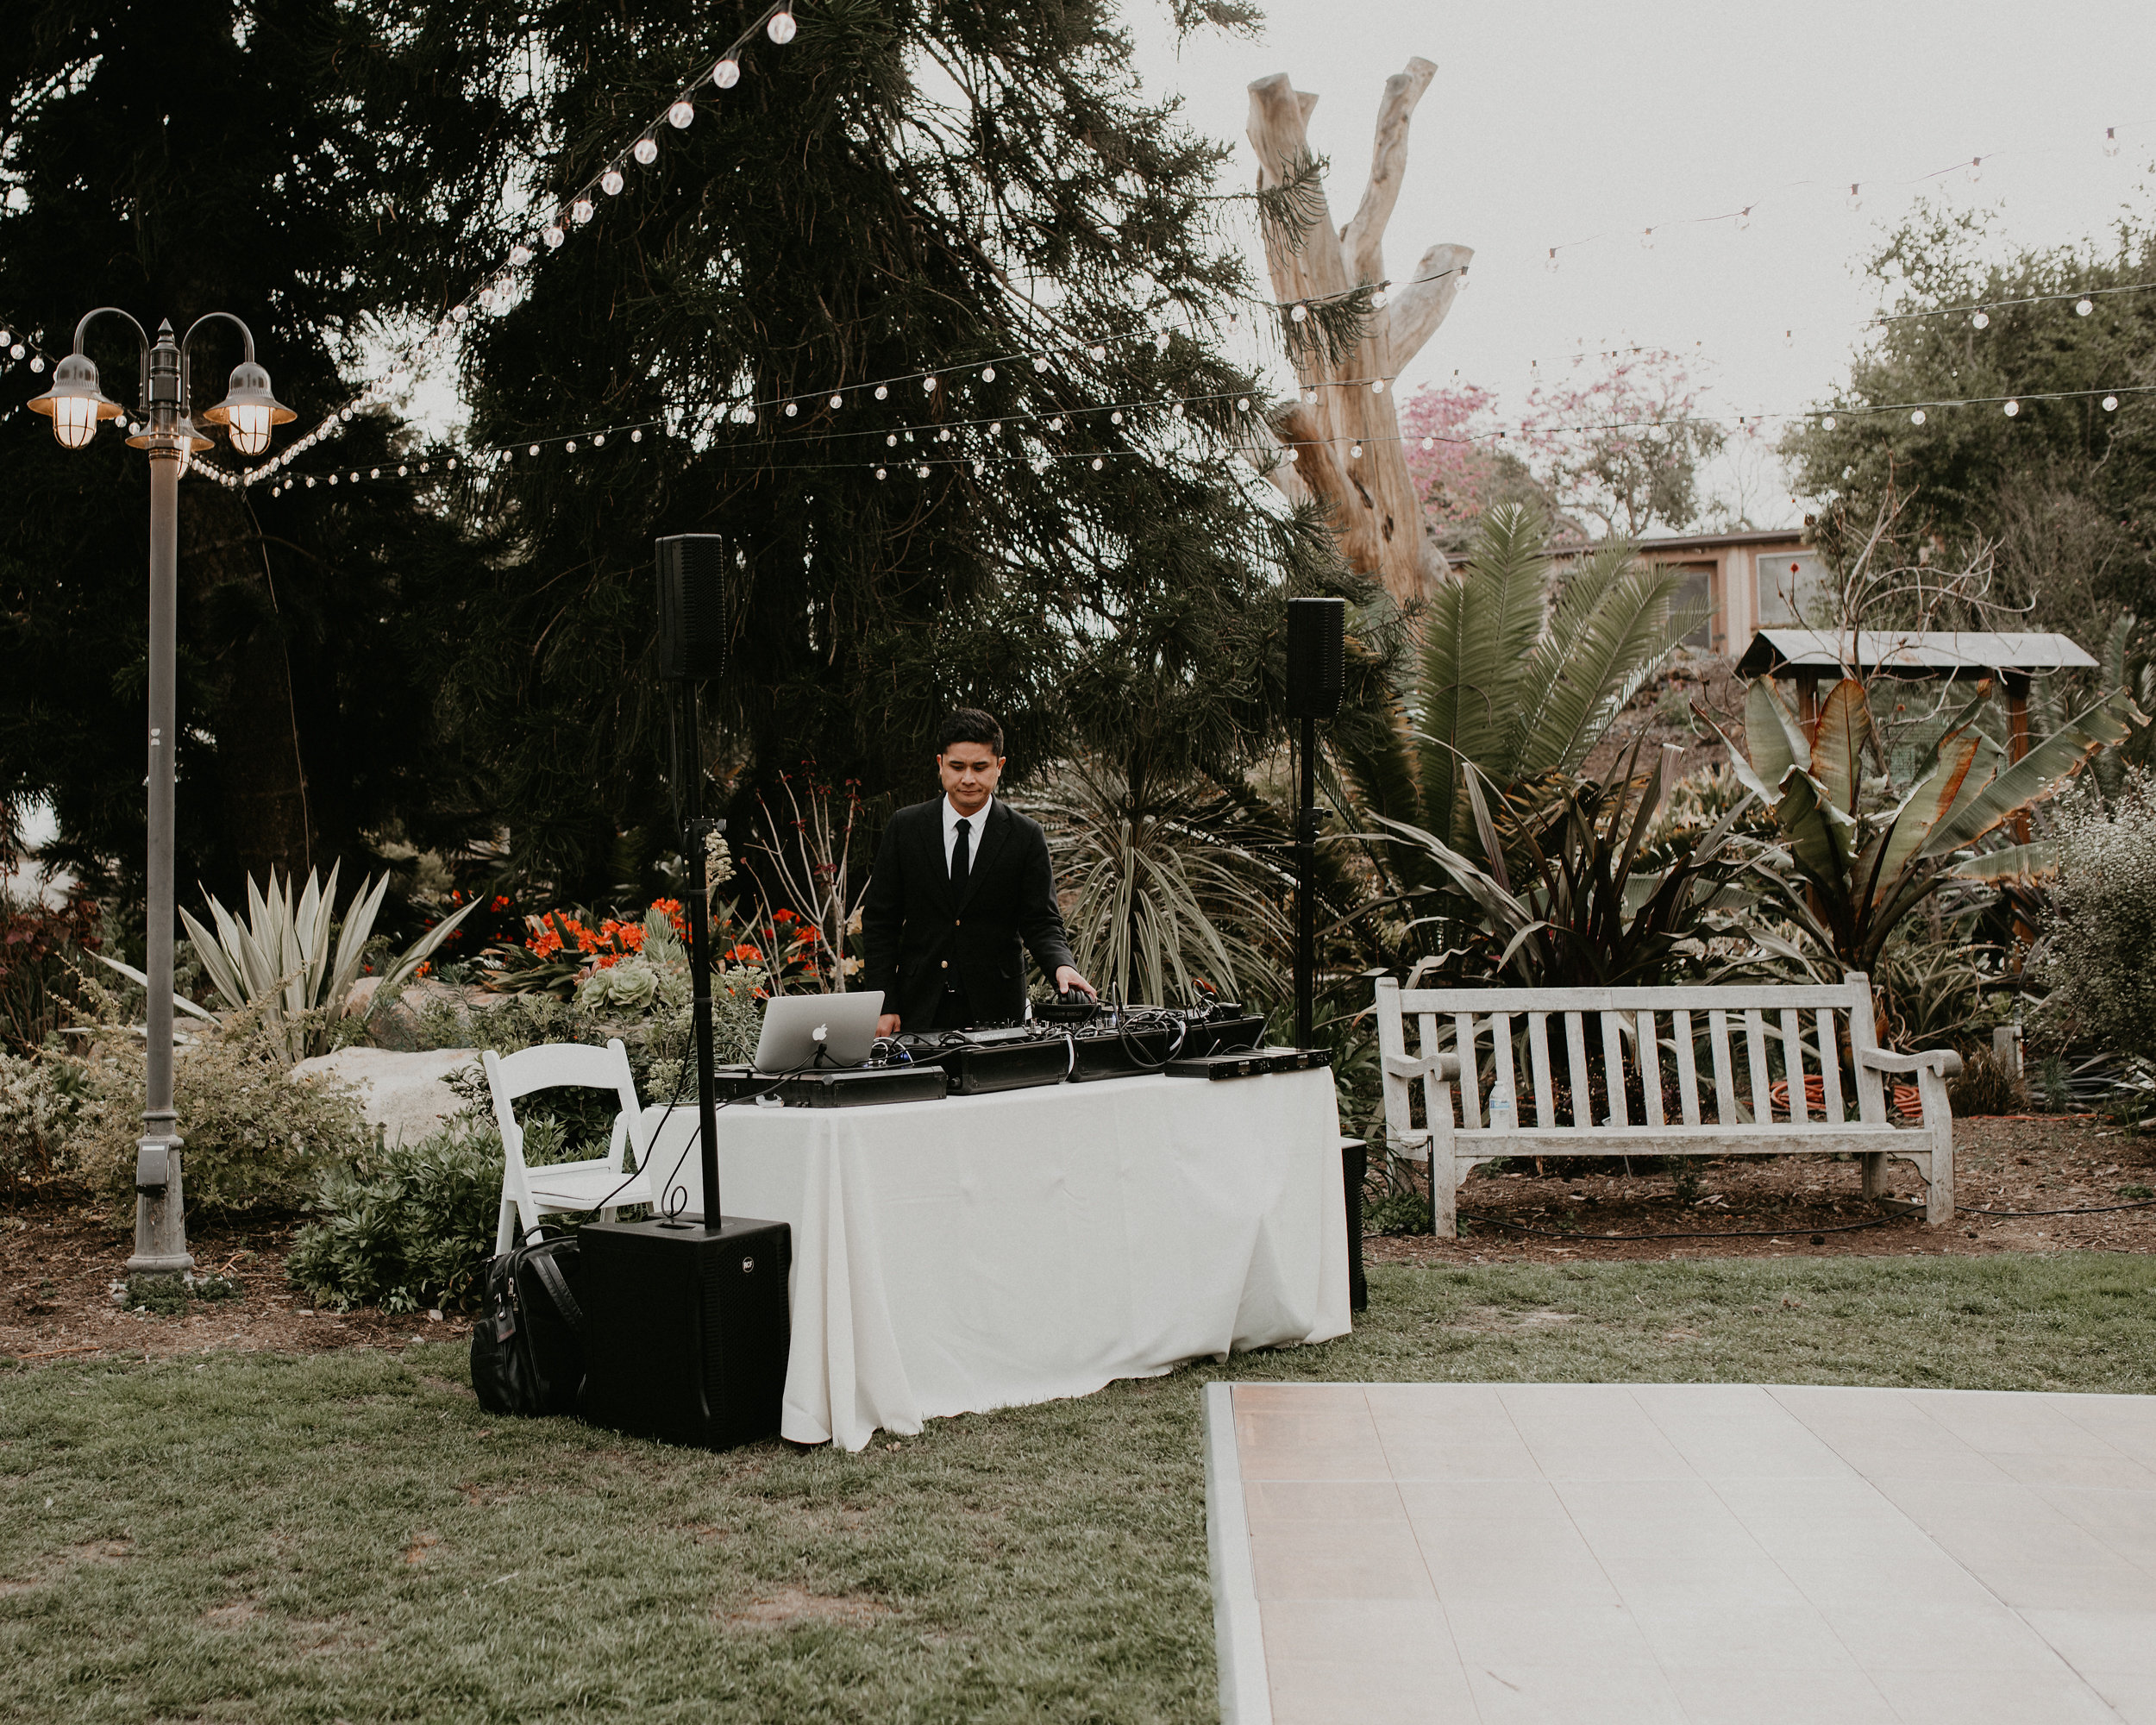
[4,1252,2153,1724]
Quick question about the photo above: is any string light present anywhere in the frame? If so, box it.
[601,169,624,196]
[634,136,658,166]
[1909,410,1927,424]
[713,56,741,88]
[2004,399,2020,416]
[2104,395,2120,411]
[2106,127,2121,158]
[2077,298,2096,316]
[1971,310,1990,329]
[668,99,694,128]
[767,7,797,43]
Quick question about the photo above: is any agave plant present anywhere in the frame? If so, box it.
[1339,501,1707,876]
[1031,758,1294,1006]
[1706,676,2134,977]
[1363,742,1754,989]
[179,866,479,1063]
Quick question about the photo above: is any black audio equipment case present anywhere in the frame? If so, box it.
[1163,1044,1333,1080]
[774,1065,948,1107]
[577,1215,791,1451]
[654,535,736,681]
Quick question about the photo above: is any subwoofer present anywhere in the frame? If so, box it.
[577,1216,791,1450]
[654,533,736,682]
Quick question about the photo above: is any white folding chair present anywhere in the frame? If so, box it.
[486,1037,654,1252]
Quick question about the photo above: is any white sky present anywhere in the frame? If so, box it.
[1126,0,2156,526]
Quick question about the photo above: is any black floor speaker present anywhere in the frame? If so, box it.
[578,1216,792,1451]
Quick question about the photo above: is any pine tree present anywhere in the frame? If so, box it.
[419,0,1357,898]
[0,0,519,904]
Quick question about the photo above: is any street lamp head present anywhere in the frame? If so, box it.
[200,359,294,456]
[28,351,123,449]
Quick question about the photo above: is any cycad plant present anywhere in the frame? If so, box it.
[179,866,478,1063]
[1335,501,1705,958]
[1708,676,2134,976]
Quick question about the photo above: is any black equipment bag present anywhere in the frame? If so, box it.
[470,1229,588,1416]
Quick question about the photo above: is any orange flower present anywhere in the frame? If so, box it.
[415,961,432,978]
[726,943,765,964]
[773,908,798,925]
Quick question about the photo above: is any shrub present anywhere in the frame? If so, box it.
[66,1005,373,1219]
[0,1051,85,1194]
[286,1121,505,1313]
[1948,1047,2027,1117]
[2032,781,2156,1064]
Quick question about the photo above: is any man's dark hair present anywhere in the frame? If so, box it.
[936,707,1004,756]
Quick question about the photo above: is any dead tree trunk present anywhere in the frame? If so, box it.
[1246,59,1471,609]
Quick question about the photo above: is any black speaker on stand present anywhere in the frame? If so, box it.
[1285,597,1344,1050]
[578,534,793,1451]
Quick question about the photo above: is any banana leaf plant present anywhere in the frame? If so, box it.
[1358,741,1757,989]
[1702,676,2134,976]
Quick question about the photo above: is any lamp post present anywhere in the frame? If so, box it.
[29,310,292,1284]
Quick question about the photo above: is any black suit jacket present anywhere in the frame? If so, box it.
[859,799,1076,1030]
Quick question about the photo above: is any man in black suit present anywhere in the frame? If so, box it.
[861,708,1095,1034]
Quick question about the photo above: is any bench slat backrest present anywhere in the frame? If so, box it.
[1375,973,1886,1153]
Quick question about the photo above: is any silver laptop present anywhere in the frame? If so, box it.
[751,990,884,1073]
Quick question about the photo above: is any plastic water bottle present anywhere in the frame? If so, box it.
[1489,1075,1515,1133]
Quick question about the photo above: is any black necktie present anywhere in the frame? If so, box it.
[951,817,970,894]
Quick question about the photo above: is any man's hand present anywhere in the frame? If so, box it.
[1054,966,1097,1000]
[876,1013,903,1038]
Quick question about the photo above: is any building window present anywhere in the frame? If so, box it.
[1756,551,1831,627]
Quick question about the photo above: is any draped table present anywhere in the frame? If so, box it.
[653,1068,1351,1451]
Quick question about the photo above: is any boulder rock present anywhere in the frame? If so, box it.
[291,1046,482,1147]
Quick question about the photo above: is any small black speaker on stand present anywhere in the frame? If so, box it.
[1285,597,1344,1050]
[579,533,792,1452]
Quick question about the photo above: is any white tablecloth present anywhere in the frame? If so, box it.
[649,1069,1351,1450]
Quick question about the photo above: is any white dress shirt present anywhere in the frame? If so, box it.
[942,794,991,877]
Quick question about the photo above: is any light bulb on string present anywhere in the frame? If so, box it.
[874,385,888,399]
[509,244,533,267]
[1421,436,1434,450]
[631,429,643,442]
[886,433,899,448]
[2078,298,2095,317]
[784,402,798,417]
[1109,410,1123,424]
[529,444,540,455]
[1735,206,1752,230]
[2106,127,2121,158]
[875,467,887,480]
[2104,395,2120,412]
[1090,457,1103,471]
[1545,248,1558,273]
[1349,443,1363,459]
[1049,416,1064,431]
[981,366,996,382]
[1965,156,1983,184]
[988,422,1001,434]
[634,136,658,166]
[830,394,843,408]
[1640,228,1655,249]
[1370,287,1388,309]
[768,8,796,43]
[1237,398,1250,412]
[713,56,741,88]
[1289,303,1308,323]
[601,168,624,196]
[1822,416,1836,430]
[1971,310,1990,329]
[544,224,565,248]
[1284,448,1299,463]
[1371,379,1386,394]
[668,99,694,128]
[572,198,593,224]
[1847,183,1862,210]
[1910,409,1926,425]
[923,375,937,392]
[593,433,605,447]
[916,464,929,478]
[2004,399,2020,417]
[1088,345,1106,361]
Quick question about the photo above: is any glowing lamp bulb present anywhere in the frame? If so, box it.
[713,56,741,88]
[226,402,273,456]
[544,225,565,248]
[2104,395,2120,412]
[1971,310,1990,329]
[2077,298,2095,317]
[601,169,624,196]
[509,244,533,267]
[1821,415,1836,430]
[668,99,695,129]
[2106,127,2121,158]
[1910,409,1927,425]
[50,393,98,449]
[767,9,796,44]
[634,136,658,166]
[572,198,593,224]
[2004,399,2020,417]
[1289,303,1308,323]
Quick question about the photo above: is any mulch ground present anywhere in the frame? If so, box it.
[1366,1115,2156,1266]
[0,1209,473,1366]
[3,1116,2150,1365]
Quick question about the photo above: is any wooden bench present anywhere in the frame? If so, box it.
[1373,971,1962,1237]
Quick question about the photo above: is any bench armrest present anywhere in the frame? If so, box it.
[1383,1052,1460,1083]
[1858,1047,1965,1079]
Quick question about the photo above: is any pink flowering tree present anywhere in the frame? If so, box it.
[1398,384,1504,527]
[1519,348,1726,539]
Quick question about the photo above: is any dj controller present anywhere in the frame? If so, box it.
[729,998,1327,1107]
